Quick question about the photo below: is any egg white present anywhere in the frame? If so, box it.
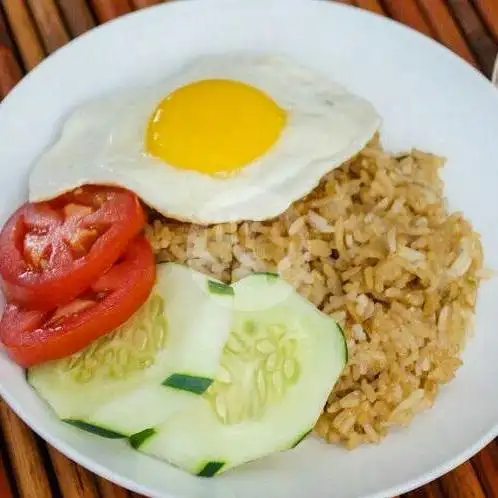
[29,55,381,224]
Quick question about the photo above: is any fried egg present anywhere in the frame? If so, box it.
[29,55,381,224]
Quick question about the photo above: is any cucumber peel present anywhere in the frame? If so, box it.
[63,420,126,439]
[163,374,213,395]
[337,324,349,362]
[130,428,157,449]
[197,461,225,478]
[207,280,234,296]
[290,429,312,448]
[252,272,279,279]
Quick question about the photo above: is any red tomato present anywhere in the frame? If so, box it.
[0,235,155,367]
[0,186,145,310]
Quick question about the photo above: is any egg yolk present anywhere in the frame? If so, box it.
[146,79,287,175]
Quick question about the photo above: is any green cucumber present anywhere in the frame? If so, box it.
[162,374,213,395]
[63,420,126,439]
[291,429,312,448]
[252,271,279,279]
[337,323,349,362]
[28,263,234,436]
[197,461,225,478]
[207,280,234,296]
[130,428,157,449]
[137,273,347,475]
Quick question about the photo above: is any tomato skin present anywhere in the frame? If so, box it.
[0,236,155,367]
[0,187,145,310]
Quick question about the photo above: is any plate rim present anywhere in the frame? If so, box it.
[0,1,497,497]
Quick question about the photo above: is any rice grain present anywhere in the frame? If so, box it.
[145,136,484,448]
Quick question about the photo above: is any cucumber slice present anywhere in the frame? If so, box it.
[155,264,233,383]
[138,273,346,475]
[28,263,233,436]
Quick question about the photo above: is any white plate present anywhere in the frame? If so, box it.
[0,1,497,497]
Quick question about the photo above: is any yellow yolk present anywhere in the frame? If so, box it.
[146,79,287,174]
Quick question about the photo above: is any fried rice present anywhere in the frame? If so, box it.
[145,135,485,448]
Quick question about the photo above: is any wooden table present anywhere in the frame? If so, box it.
[0,1,497,497]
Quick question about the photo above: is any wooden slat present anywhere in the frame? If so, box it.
[472,0,498,42]
[0,454,14,498]
[56,0,95,37]
[355,0,386,16]
[131,0,163,9]
[0,3,497,498]
[48,446,101,498]
[0,44,23,98]
[26,0,70,53]
[382,0,434,37]
[404,480,445,497]
[438,461,486,498]
[0,402,53,498]
[97,476,133,498]
[332,0,356,7]
[417,0,478,66]
[446,0,498,76]
[90,0,133,23]
[99,479,145,498]
[0,7,23,98]
[471,442,498,498]
[2,0,45,70]
[0,5,18,51]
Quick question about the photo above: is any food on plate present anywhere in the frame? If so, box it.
[28,263,234,437]
[0,235,155,367]
[28,55,380,224]
[0,186,145,310]
[136,273,346,476]
[146,136,484,449]
[0,53,486,475]
[29,269,346,476]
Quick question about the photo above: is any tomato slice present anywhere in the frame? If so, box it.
[0,235,155,367]
[0,186,145,310]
